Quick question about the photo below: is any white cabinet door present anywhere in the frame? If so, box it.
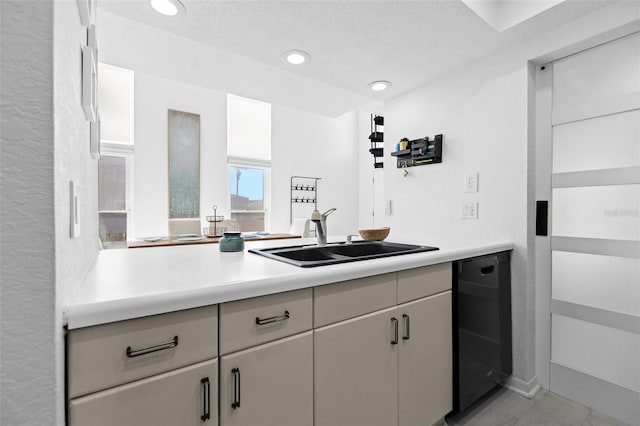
[220,332,313,426]
[314,307,399,426]
[69,359,217,426]
[398,291,452,426]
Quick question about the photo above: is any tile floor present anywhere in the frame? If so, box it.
[445,387,630,426]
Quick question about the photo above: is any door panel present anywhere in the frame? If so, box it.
[552,251,640,316]
[69,359,217,426]
[552,109,640,173]
[398,292,452,426]
[219,332,313,426]
[543,31,640,425]
[552,32,639,110]
[552,314,639,392]
[314,307,398,426]
[552,184,640,241]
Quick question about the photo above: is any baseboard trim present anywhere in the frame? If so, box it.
[504,375,541,399]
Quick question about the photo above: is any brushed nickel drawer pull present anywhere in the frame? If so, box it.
[255,310,290,325]
[126,336,179,358]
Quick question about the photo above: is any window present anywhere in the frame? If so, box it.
[229,165,267,232]
[168,109,201,219]
[97,64,134,248]
[227,94,271,232]
[98,64,133,145]
[98,145,133,248]
[98,152,132,248]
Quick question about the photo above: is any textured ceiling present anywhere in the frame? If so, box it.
[98,0,617,103]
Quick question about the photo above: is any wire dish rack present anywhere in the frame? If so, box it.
[204,205,225,237]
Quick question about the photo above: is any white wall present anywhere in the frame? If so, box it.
[54,1,102,423]
[383,2,640,393]
[133,72,228,237]
[1,1,98,424]
[54,2,101,314]
[130,71,360,238]
[386,57,534,387]
[0,3,58,423]
[271,106,360,236]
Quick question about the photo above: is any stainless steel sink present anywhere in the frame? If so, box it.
[249,241,438,267]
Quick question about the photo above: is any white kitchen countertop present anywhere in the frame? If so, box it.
[66,236,513,329]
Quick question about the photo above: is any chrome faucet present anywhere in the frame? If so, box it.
[311,208,336,246]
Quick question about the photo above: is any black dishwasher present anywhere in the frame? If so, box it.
[451,251,512,413]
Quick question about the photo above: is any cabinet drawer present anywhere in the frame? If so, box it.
[314,273,396,327]
[68,305,218,398]
[397,263,451,304]
[219,288,312,355]
[69,359,217,426]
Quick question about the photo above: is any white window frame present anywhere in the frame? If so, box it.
[97,63,135,243]
[99,142,135,240]
[226,93,272,232]
[97,63,134,146]
[227,159,271,232]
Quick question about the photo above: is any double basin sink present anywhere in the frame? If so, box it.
[249,240,439,267]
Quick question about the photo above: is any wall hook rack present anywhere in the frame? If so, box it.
[368,114,384,169]
[391,134,443,168]
[290,176,321,235]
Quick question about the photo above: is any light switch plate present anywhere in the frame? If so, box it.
[70,181,80,238]
[90,118,101,159]
[464,173,478,193]
[468,201,478,219]
[461,201,478,220]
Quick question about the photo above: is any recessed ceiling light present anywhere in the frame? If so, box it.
[283,50,311,65]
[150,0,185,17]
[368,81,392,91]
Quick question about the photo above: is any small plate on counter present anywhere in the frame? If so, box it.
[176,236,205,242]
[242,232,271,240]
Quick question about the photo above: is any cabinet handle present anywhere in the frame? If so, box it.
[481,265,495,275]
[126,336,178,358]
[391,317,399,345]
[402,314,410,341]
[255,310,290,325]
[201,377,211,421]
[231,368,241,409]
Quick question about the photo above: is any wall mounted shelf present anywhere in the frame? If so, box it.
[369,115,384,169]
[391,134,443,168]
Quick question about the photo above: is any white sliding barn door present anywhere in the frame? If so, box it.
[540,32,640,425]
